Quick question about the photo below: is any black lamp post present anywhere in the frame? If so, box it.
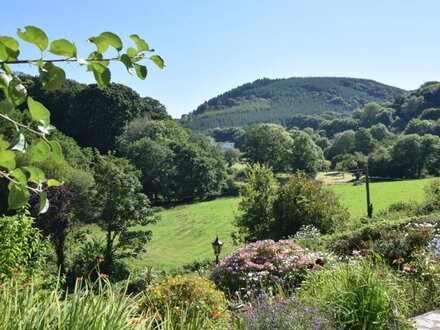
[212,235,223,265]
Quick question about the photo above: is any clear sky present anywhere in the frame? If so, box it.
[2,0,440,118]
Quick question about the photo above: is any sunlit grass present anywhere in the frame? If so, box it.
[82,178,437,271]
[330,178,435,218]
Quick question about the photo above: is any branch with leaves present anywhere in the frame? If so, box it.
[0,26,164,212]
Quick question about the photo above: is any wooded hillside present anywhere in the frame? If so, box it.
[182,77,405,130]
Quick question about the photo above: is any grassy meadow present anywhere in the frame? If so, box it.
[129,197,239,271]
[329,178,433,218]
[87,177,436,271]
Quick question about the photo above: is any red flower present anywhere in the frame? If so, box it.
[315,258,325,266]
[211,310,219,318]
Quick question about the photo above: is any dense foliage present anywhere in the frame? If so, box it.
[0,212,48,281]
[144,274,230,327]
[92,153,156,276]
[272,172,349,237]
[235,166,348,241]
[234,164,279,242]
[117,118,228,202]
[20,76,170,152]
[242,124,324,175]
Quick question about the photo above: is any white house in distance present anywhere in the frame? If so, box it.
[216,141,235,149]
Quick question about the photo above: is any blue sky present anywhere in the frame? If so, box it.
[2,1,440,117]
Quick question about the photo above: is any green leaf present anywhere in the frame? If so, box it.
[88,35,109,53]
[17,26,48,52]
[6,76,27,106]
[39,62,66,91]
[0,44,7,61]
[100,32,123,51]
[0,36,19,52]
[119,54,133,73]
[8,184,29,210]
[0,38,19,61]
[28,96,50,125]
[130,34,149,52]
[0,149,16,171]
[49,140,63,163]
[10,168,27,185]
[9,132,27,152]
[49,39,77,57]
[89,62,111,87]
[38,191,49,214]
[47,179,62,187]
[1,62,11,73]
[0,100,13,115]
[88,51,103,60]
[150,55,165,69]
[0,72,12,88]
[0,139,8,149]
[0,36,19,61]
[126,47,138,58]
[24,165,45,184]
[29,139,51,162]
[133,63,147,80]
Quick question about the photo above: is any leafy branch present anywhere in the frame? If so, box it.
[0,26,164,212]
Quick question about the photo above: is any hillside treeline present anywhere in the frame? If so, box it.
[182,77,404,130]
[208,81,440,179]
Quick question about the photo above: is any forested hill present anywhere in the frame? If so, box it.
[181,77,405,130]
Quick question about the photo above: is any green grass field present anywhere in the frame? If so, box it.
[329,178,433,218]
[92,178,437,271]
[129,198,239,271]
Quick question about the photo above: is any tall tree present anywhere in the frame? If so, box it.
[234,164,279,242]
[92,153,157,274]
[289,130,324,176]
[30,186,74,275]
[243,124,293,172]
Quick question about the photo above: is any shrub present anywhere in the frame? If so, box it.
[236,293,333,330]
[387,201,417,214]
[327,218,440,267]
[400,236,440,315]
[0,211,49,281]
[271,171,349,237]
[143,274,230,327]
[421,179,440,213]
[301,258,410,329]
[213,239,324,297]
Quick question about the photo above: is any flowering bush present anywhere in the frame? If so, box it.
[213,239,323,296]
[143,274,230,326]
[400,236,440,315]
[236,293,333,330]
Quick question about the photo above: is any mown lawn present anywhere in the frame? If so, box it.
[128,197,239,271]
[329,178,434,218]
[85,178,437,271]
